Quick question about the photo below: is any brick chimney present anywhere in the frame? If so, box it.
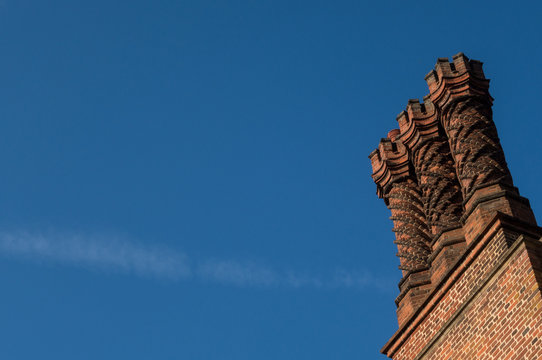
[370,53,542,359]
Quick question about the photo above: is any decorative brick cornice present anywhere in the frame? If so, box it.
[425,52,491,113]
[369,133,413,202]
[396,98,439,152]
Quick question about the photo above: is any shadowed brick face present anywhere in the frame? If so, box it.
[388,179,431,272]
[369,53,542,359]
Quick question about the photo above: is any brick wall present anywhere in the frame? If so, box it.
[383,216,542,359]
[423,236,542,359]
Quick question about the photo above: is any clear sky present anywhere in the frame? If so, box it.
[1,1,541,359]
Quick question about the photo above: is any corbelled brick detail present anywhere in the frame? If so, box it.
[370,53,542,359]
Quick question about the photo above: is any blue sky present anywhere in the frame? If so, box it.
[0,1,541,359]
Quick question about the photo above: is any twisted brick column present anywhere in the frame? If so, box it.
[386,179,432,271]
[371,130,434,325]
[397,99,464,236]
[370,135,432,273]
[425,52,536,248]
[426,53,513,199]
[443,98,513,198]
[412,138,463,232]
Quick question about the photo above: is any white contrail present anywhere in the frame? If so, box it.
[0,230,389,290]
[197,259,279,287]
[0,231,191,280]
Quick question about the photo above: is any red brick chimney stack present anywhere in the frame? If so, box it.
[371,53,542,359]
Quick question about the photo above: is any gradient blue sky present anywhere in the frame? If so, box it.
[1,1,541,359]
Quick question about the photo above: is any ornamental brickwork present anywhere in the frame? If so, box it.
[369,53,542,359]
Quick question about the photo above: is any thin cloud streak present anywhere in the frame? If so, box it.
[0,231,191,280]
[197,259,279,287]
[0,231,389,291]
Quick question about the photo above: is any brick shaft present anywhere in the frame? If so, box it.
[413,136,463,234]
[443,98,513,198]
[387,180,431,272]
